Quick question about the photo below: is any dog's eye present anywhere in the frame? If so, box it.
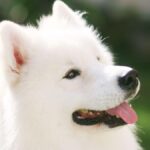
[97,57,100,61]
[63,69,81,79]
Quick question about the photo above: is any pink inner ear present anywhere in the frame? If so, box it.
[13,47,24,66]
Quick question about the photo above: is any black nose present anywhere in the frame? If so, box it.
[118,70,138,90]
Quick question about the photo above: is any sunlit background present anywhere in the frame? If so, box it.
[0,0,150,149]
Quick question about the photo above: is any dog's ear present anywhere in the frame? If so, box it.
[52,0,86,26]
[0,21,28,84]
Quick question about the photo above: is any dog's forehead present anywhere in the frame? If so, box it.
[39,29,98,56]
[32,26,113,68]
[46,39,97,67]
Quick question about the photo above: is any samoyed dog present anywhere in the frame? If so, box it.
[0,1,142,150]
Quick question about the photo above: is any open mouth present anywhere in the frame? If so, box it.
[72,102,138,128]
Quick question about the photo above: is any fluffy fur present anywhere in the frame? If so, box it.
[0,1,142,150]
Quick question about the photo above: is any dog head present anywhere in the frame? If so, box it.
[0,1,140,129]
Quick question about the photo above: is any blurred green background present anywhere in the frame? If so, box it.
[0,0,149,149]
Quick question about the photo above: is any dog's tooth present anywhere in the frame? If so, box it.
[116,115,119,118]
[89,112,94,115]
[130,104,132,108]
[97,112,101,115]
[78,116,84,119]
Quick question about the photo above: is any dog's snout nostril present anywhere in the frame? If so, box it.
[118,70,138,90]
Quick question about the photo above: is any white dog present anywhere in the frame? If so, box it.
[0,1,142,150]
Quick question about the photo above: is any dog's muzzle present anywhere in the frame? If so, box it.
[72,69,140,128]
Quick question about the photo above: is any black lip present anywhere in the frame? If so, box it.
[72,111,126,128]
[72,111,103,125]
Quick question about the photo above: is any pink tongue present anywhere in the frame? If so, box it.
[106,102,138,124]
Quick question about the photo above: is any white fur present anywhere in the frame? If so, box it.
[0,1,142,150]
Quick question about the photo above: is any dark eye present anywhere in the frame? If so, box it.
[97,57,100,61]
[63,69,81,79]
